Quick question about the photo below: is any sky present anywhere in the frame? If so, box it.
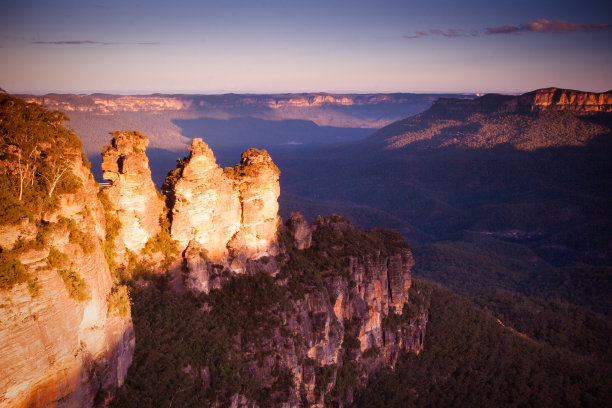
[1,0,611,94]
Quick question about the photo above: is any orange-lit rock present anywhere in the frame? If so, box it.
[227,148,281,259]
[0,155,134,408]
[167,138,242,260]
[166,139,280,265]
[101,131,165,256]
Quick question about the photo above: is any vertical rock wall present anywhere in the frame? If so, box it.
[101,131,164,256]
[167,139,242,260]
[0,156,135,408]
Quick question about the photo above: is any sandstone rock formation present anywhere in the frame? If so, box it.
[207,214,427,407]
[166,138,280,266]
[166,138,242,260]
[0,149,134,408]
[227,148,281,260]
[101,131,165,257]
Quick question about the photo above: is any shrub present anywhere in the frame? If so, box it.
[0,252,29,290]
[315,364,336,391]
[98,190,121,274]
[57,268,89,301]
[108,284,131,317]
[81,153,91,169]
[27,278,40,297]
[66,218,96,254]
[362,345,381,359]
[47,246,68,269]
[54,172,82,195]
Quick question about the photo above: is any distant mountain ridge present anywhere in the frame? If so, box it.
[14,92,473,163]
[432,87,612,115]
[18,92,472,127]
[370,87,612,151]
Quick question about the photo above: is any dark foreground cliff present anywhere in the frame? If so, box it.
[112,214,427,407]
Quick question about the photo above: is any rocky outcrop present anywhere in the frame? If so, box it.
[286,212,312,250]
[0,150,134,407]
[227,149,281,260]
[166,139,242,260]
[194,214,427,407]
[167,138,280,268]
[287,217,425,407]
[101,131,164,256]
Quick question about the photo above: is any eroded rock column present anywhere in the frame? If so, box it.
[101,131,164,255]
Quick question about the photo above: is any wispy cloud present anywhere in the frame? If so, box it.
[32,40,160,46]
[404,18,612,39]
[402,28,476,39]
[33,40,118,45]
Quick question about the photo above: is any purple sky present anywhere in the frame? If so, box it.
[1,0,611,94]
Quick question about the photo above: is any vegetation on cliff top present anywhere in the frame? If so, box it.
[0,91,83,224]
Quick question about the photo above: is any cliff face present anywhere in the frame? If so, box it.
[166,138,280,268]
[0,152,134,408]
[101,131,164,257]
[227,149,281,260]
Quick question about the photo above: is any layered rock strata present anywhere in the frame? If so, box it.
[166,138,280,267]
[101,131,164,256]
[0,151,134,408]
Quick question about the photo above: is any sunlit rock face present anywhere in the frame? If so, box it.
[228,148,281,260]
[430,87,612,116]
[167,139,280,265]
[527,88,612,112]
[101,131,164,255]
[168,139,242,261]
[0,156,134,408]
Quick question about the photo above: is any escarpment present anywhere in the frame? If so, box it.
[101,131,164,258]
[0,94,134,407]
[374,87,612,151]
